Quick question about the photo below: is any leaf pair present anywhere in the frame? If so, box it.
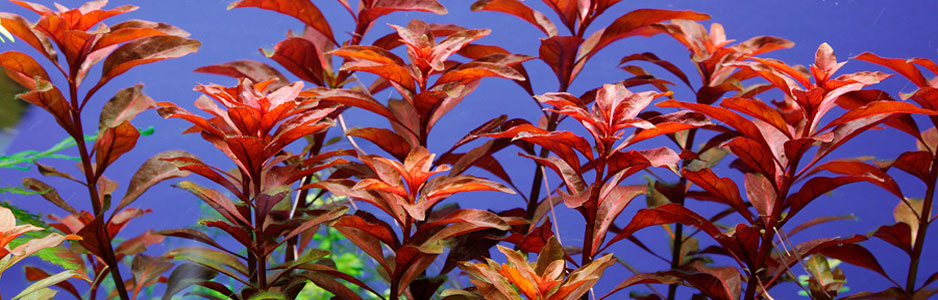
[451,237,615,300]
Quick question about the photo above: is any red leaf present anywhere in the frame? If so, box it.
[267,37,328,86]
[303,87,394,121]
[713,224,761,269]
[682,169,752,221]
[332,215,394,274]
[76,216,106,257]
[224,136,266,178]
[881,151,932,183]
[93,120,141,172]
[229,0,337,45]
[604,271,732,300]
[806,160,903,199]
[159,228,239,257]
[605,203,720,250]
[0,51,51,90]
[514,131,593,171]
[115,230,164,259]
[539,36,582,89]
[590,185,644,256]
[625,111,711,147]
[422,176,514,213]
[22,177,79,216]
[0,14,58,63]
[658,100,765,143]
[434,60,526,87]
[821,100,938,132]
[814,113,891,159]
[347,127,413,161]
[470,0,557,37]
[520,154,587,200]
[418,208,510,241]
[872,222,913,255]
[721,97,791,137]
[786,176,870,217]
[97,35,200,89]
[195,60,289,91]
[725,137,778,179]
[359,0,447,30]
[393,245,439,299]
[788,214,857,237]
[854,52,930,88]
[620,52,692,88]
[541,0,582,33]
[329,45,416,93]
[818,243,893,281]
[427,28,491,71]
[501,218,555,253]
[173,181,250,227]
[18,85,73,130]
[99,85,156,130]
[578,9,710,72]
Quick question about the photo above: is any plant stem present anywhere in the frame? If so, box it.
[523,112,560,230]
[253,179,268,290]
[666,196,684,300]
[68,79,131,300]
[906,156,938,293]
[667,128,697,300]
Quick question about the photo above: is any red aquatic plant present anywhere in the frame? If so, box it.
[1,1,199,299]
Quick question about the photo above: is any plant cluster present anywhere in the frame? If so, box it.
[1,0,936,299]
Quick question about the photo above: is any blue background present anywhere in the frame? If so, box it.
[2,0,937,298]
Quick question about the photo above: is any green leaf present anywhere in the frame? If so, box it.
[246,291,286,300]
[18,289,55,300]
[12,270,82,300]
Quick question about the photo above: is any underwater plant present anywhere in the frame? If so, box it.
[0,0,936,299]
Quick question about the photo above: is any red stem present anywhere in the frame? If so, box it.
[906,155,938,293]
[67,77,131,300]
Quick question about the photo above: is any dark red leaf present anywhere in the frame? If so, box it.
[130,254,174,295]
[682,169,751,220]
[267,37,328,86]
[605,203,720,250]
[620,52,692,89]
[806,160,903,199]
[194,60,289,91]
[93,120,141,173]
[788,214,858,237]
[97,35,200,89]
[393,245,439,299]
[604,271,732,300]
[229,0,337,45]
[470,0,557,37]
[591,185,644,256]
[818,243,893,281]
[348,127,413,161]
[725,137,778,179]
[115,230,164,259]
[539,36,582,89]
[173,181,250,227]
[873,222,913,255]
